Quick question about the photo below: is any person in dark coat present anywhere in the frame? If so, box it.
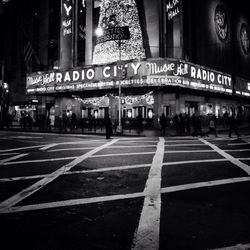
[70,113,77,131]
[105,113,113,139]
[136,113,143,134]
[207,115,218,137]
[159,113,167,136]
[228,114,240,138]
[196,115,203,137]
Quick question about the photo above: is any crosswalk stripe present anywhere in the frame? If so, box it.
[0,139,119,213]
[132,137,165,250]
[0,153,28,165]
[199,138,250,175]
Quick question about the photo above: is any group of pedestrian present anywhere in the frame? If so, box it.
[159,112,241,138]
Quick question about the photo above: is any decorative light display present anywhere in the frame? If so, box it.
[214,4,228,41]
[73,91,154,106]
[92,0,146,65]
[121,91,154,105]
[240,23,250,55]
[73,95,109,106]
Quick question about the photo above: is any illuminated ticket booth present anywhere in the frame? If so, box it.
[77,96,110,130]
[121,92,155,129]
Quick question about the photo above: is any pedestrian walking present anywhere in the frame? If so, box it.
[196,115,203,137]
[184,113,191,135]
[105,113,113,139]
[159,113,167,136]
[208,115,218,137]
[136,113,143,134]
[174,114,181,136]
[228,114,240,138]
[70,113,77,131]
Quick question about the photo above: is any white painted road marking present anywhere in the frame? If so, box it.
[0,139,119,212]
[1,192,145,214]
[132,137,165,250]
[0,163,152,182]
[0,145,45,153]
[48,147,95,152]
[1,156,77,165]
[2,176,250,214]
[199,138,250,175]
[209,243,250,250]
[0,153,29,165]
[161,177,250,194]
[40,143,58,151]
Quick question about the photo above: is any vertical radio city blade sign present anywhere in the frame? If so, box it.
[60,0,73,69]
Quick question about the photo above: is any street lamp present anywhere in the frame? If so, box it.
[0,81,8,129]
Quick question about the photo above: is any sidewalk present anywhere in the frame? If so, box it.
[2,123,250,137]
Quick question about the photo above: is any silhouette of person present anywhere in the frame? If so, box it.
[105,113,113,139]
[228,114,240,138]
[159,113,167,136]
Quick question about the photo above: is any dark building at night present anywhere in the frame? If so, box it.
[1,0,250,131]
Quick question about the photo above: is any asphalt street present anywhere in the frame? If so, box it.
[0,130,250,250]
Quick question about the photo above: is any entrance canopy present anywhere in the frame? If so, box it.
[26,58,250,98]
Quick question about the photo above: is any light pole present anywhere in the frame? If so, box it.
[95,26,129,134]
[0,62,5,129]
[117,39,122,133]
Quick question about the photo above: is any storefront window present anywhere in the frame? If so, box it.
[207,104,213,115]
[148,109,153,119]
[127,109,132,118]
[94,109,98,119]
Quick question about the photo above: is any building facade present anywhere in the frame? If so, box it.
[1,0,250,131]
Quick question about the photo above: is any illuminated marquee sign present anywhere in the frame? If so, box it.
[235,77,250,97]
[96,26,130,44]
[214,4,228,41]
[240,23,250,55]
[26,58,233,95]
[166,0,180,20]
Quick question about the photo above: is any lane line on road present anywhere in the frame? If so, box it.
[0,150,216,166]
[3,176,250,214]
[238,157,250,161]
[48,147,95,152]
[161,176,250,194]
[209,243,250,250]
[226,149,250,152]
[165,143,206,147]
[0,139,119,213]
[1,156,77,165]
[91,151,156,158]
[163,158,228,166]
[1,192,145,214]
[40,143,58,151]
[0,164,152,182]
[164,149,214,153]
[0,145,46,153]
[0,153,29,165]
[228,142,250,146]
[0,158,230,183]
[108,145,157,148]
[132,137,165,250]
[0,152,18,156]
[199,138,250,175]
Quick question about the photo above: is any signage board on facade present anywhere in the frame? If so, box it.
[60,0,73,69]
[26,58,233,95]
[96,26,130,44]
[235,77,250,97]
[166,0,180,20]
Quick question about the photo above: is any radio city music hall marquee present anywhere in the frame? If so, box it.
[26,58,233,95]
